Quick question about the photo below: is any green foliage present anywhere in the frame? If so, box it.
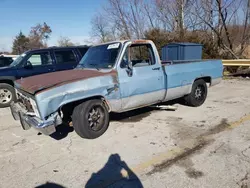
[12,22,52,54]
[12,32,30,54]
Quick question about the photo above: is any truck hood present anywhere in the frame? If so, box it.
[0,66,15,71]
[15,69,115,94]
[0,66,16,77]
[0,66,11,70]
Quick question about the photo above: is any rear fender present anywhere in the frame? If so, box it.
[188,76,211,93]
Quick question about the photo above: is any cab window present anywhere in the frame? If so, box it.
[121,44,155,68]
[26,52,52,66]
[54,50,77,64]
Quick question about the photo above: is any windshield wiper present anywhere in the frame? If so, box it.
[76,64,86,69]
[89,64,100,71]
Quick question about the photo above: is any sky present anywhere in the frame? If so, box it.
[0,0,107,52]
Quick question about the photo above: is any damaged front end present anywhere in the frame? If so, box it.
[10,89,62,135]
[10,69,120,136]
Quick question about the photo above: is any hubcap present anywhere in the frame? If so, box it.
[88,106,104,131]
[0,89,12,104]
[194,85,204,101]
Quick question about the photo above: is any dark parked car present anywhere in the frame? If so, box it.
[0,46,89,107]
[0,56,14,67]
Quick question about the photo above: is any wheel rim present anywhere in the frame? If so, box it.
[0,89,12,104]
[194,85,205,101]
[88,105,105,131]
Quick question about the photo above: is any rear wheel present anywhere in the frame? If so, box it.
[184,79,207,107]
[0,83,16,108]
[72,99,109,139]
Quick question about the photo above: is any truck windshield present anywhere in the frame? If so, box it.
[77,42,121,69]
[9,53,26,67]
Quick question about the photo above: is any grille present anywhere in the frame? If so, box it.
[17,92,34,113]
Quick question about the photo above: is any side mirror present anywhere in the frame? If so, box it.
[126,61,133,77]
[128,61,133,70]
[24,61,33,69]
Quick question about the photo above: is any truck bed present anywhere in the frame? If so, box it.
[161,59,219,65]
[162,59,223,101]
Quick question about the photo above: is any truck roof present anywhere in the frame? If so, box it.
[162,42,203,47]
[24,45,90,53]
[92,39,153,47]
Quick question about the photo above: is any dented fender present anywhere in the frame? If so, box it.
[34,73,121,120]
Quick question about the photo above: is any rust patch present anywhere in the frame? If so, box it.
[111,75,119,84]
[132,40,151,44]
[16,69,117,94]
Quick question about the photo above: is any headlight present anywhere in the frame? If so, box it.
[29,99,40,118]
[14,89,18,98]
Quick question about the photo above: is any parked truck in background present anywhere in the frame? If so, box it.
[10,40,223,139]
[0,46,89,107]
[0,56,14,67]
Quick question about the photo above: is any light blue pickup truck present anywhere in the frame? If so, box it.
[10,40,223,139]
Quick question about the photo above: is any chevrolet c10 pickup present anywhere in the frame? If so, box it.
[10,40,223,139]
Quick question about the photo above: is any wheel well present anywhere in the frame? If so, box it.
[59,96,110,123]
[195,77,211,85]
[0,80,14,86]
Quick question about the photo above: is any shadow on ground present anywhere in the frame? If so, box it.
[85,153,143,188]
[110,98,184,123]
[49,123,74,140]
[35,182,66,188]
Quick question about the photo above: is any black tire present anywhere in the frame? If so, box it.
[72,99,109,139]
[0,83,16,108]
[184,79,207,107]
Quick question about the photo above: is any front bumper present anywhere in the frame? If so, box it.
[10,102,59,135]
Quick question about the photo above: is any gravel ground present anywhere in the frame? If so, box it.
[0,79,250,188]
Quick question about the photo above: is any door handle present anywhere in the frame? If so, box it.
[152,67,160,70]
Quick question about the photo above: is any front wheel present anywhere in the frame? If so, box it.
[72,99,109,139]
[0,83,16,108]
[184,79,208,107]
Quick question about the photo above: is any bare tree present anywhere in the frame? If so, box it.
[57,36,75,47]
[143,2,157,29]
[102,0,147,39]
[154,0,178,31]
[29,22,52,49]
[192,0,249,58]
[126,0,146,38]
[89,0,250,59]
[105,0,132,39]
[239,0,250,57]
[91,14,112,42]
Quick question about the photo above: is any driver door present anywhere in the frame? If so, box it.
[117,43,165,110]
[17,51,55,79]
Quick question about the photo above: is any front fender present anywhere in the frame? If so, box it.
[35,75,120,120]
[0,76,16,81]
